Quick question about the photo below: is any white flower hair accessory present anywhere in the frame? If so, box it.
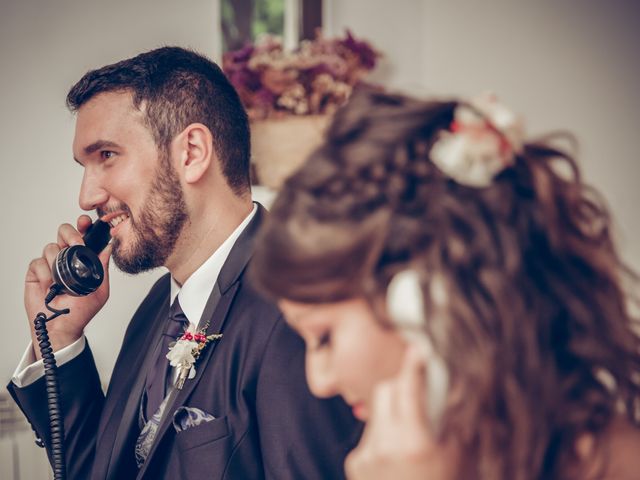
[430,92,525,187]
[386,269,449,433]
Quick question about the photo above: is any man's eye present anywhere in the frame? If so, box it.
[100,151,115,160]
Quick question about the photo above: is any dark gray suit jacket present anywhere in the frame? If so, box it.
[8,205,362,479]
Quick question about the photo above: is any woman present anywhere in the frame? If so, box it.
[250,88,640,479]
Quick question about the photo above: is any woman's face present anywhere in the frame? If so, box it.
[279,297,408,421]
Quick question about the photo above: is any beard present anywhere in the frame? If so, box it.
[106,154,189,274]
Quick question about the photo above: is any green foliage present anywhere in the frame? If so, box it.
[221,0,284,52]
[253,0,284,38]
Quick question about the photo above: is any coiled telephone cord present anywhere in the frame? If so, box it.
[33,285,69,480]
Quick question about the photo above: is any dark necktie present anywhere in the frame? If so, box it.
[144,298,188,420]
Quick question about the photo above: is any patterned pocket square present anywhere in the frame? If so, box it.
[172,406,216,433]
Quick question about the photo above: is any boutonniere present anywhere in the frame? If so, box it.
[166,324,223,389]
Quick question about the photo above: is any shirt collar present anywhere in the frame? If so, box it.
[170,203,257,328]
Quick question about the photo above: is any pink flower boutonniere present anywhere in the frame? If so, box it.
[166,324,223,389]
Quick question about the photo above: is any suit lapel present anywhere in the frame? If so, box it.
[136,204,266,478]
[136,281,240,478]
[99,282,170,480]
[173,281,239,405]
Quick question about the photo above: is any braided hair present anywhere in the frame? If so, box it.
[250,88,640,480]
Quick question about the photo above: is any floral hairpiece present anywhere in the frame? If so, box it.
[429,93,525,187]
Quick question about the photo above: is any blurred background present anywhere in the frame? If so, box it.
[1,0,639,478]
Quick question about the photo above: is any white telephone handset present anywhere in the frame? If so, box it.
[386,269,449,434]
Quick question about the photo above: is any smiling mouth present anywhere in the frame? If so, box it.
[100,212,130,229]
[109,213,128,228]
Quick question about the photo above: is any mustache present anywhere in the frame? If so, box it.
[97,203,132,219]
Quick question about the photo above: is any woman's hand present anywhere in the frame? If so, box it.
[345,344,459,480]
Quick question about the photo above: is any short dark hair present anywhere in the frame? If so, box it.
[67,46,251,195]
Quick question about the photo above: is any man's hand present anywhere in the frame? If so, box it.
[344,345,459,480]
[25,215,112,359]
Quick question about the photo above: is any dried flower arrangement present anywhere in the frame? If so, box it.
[222,30,379,120]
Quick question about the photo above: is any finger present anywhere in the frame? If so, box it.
[42,242,61,269]
[26,257,53,290]
[57,223,83,248]
[98,243,112,278]
[372,379,395,419]
[364,378,396,442]
[397,344,429,424]
[98,241,112,260]
[76,215,93,234]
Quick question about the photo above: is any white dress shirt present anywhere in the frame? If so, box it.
[12,204,257,387]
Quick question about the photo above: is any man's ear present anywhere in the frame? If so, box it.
[175,123,214,184]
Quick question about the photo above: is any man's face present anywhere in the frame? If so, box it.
[72,91,188,273]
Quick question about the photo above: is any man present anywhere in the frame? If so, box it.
[7,47,361,479]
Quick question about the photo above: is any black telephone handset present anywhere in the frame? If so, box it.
[35,219,111,480]
[51,219,111,297]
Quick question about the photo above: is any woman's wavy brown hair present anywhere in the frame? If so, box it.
[250,88,640,479]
